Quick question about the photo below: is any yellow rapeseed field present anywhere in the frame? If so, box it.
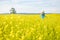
[0,14,60,40]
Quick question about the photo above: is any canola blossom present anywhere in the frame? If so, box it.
[0,14,60,40]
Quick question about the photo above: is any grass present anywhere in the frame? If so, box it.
[0,14,60,40]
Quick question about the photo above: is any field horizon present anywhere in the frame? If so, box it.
[0,13,60,14]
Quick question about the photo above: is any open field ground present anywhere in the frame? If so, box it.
[0,14,60,40]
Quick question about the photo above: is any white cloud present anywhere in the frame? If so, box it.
[0,0,60,13]
[0,5,12,13]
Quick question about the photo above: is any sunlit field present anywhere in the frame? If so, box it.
[0,14,60,40]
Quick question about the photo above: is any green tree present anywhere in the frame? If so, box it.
[10,8,16,14]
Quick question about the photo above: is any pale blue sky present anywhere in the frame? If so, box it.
[0,0,60,13]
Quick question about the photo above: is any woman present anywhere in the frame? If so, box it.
[41,11,45,19]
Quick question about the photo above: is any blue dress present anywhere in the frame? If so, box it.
[41,13,45,19]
